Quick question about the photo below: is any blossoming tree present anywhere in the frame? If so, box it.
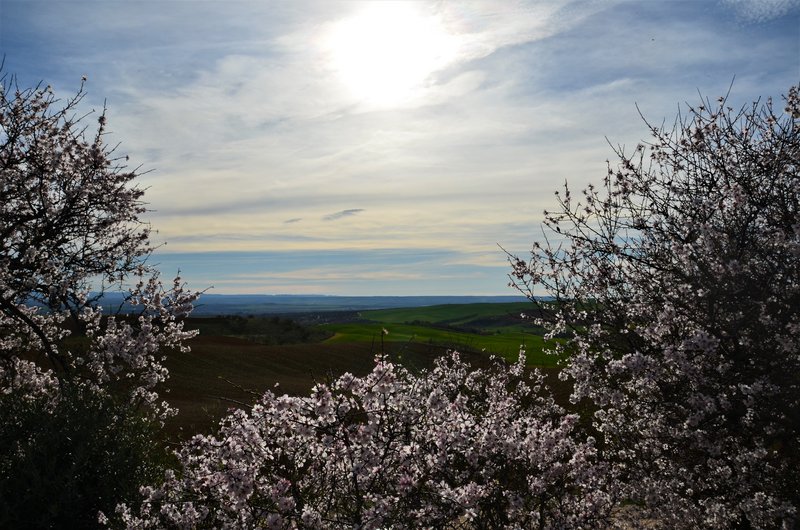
[510,86,799,528]
[0,73,199,526]
[118,352,614,528]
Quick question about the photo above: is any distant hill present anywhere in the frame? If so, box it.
[95,293,532,316]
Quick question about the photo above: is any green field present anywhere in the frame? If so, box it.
[363,302,536,328]
[320,302,559,366]
[321,322,549,363]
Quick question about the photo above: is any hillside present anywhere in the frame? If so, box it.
[163,302,562,436]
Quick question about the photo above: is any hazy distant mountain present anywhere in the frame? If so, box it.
[95,293,531,316]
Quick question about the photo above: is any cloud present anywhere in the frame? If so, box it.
[149,248,513,295]
[721,0,800,22]
[3,1,798,294]
[323,209,365,221]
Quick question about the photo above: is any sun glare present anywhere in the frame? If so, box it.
[324,3,456,106]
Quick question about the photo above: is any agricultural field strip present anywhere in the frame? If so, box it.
[319,302,560,367]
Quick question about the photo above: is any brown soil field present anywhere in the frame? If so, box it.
[161,335,497,437]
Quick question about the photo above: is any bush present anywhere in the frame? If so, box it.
[0,387,170,529]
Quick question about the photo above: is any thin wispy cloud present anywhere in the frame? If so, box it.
[323,209,365,221]
[1,0,797,294]
[722,0,800,22]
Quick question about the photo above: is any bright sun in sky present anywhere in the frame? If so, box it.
[324,2,457,106]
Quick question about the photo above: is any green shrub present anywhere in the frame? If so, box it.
[0,387,171,529]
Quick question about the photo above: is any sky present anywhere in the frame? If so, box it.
[1,0,799,295]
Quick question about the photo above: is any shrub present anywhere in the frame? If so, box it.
[0,387,170,529]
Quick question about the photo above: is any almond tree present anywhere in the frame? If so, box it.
[118,352,614,529]
[510,86,800,528]
[0,72,199,527]
[0,72,198,416]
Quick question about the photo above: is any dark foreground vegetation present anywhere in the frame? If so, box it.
[1,72,797,528]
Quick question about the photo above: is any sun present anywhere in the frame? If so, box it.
[324,2,456,106]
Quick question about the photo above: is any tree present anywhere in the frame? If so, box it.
[0,72,199,526]
[118,352,613,529]
[0,71,198,416]
[509,86,799,528]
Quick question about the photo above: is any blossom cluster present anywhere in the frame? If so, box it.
[118,352,614,529]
